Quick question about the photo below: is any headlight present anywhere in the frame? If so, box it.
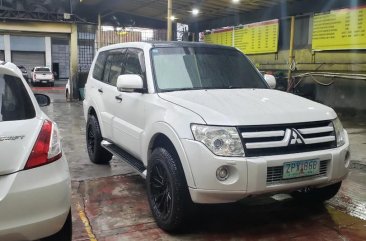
[333,118,345,147]
[191,124,245,157]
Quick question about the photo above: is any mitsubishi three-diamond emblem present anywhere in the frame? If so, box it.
[289,129,303,145]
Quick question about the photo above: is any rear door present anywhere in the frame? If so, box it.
[87,49,126,140]
[0,73,42,175]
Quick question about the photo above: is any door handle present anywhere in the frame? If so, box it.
[98,88,103,93]
[115,96,123,102]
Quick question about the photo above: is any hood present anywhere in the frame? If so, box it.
[0,118,43,175]
[158,89,336,126]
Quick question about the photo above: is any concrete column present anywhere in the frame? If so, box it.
[167,0,172,41]
[69,24,78,100]
[45,36,52,69]
[4,35,11,62]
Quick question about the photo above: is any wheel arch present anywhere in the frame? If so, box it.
[143,122,196,188]
[86,105,106,138]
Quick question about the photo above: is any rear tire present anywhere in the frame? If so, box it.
[86,115,112,164]
[291,181,342,202]
[146,146,193,232]
[42,210,72,241]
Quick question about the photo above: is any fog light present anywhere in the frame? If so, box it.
[216,166,229,181]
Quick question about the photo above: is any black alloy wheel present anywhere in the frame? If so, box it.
[150,163,173,219]
[147,146,193,232]
[86,115,112,164]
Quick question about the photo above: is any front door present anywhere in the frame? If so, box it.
[111,48,146,159]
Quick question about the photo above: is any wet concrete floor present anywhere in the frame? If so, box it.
[33,84,366,241]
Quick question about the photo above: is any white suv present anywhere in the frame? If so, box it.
[83,42,350,232]
[0,62,71,240]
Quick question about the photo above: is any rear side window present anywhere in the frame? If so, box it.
[0,74,35,122]
[92,51,107,81]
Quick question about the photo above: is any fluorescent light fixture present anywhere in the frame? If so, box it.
[232,0,240,3]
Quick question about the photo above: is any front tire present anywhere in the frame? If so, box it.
[292,181,342,202]
[42,210,72,241]
[86,115,112,164]
[146,147,193,232]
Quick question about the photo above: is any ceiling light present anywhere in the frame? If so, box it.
[170,15,177,21]
[192,8,200,15]
[232,0,240,3]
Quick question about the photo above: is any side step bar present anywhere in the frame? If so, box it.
[101,140,147,179]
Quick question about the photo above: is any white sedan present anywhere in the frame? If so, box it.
[0,62,71,241]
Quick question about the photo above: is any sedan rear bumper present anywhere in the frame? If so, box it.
[0,155,71,241]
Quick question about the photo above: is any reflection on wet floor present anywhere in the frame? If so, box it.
[328,169,366,221]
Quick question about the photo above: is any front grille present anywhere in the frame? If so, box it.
[239,121,336,157]
[267,160,328,185]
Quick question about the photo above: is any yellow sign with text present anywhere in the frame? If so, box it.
[204,28,233,47]
[204,19,279,54]
[234,19,279,54]
[312,6,366,50]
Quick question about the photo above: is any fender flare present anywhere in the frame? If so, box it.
[85,100,105,137]
[142,122,196,188]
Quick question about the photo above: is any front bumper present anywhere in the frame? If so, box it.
[0,155,71,241]
[182,137,350,204]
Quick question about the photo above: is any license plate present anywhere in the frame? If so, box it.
[42,81,47,83]
[283,160,320,179]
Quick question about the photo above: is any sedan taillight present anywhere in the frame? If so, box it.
[25,120,62,170]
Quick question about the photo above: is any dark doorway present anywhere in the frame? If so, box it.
[52,63,59,80]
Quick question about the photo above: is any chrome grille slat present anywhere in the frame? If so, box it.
[303,136,336,144]
[298,126,333,135]
[242,130,285,138]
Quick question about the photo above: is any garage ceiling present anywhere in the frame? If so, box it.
[80,0,296,23]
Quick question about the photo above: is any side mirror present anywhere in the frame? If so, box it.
[264,74,276,89]
[116,74,144,92]
[34,94,51,107]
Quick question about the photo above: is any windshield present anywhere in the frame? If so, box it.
[0,74,35,122]
[151,47,267,92]
[35,67,51,72]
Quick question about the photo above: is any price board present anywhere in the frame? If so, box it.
[312,6,366,50]
[234,19,279,54]
[204,28,233,47]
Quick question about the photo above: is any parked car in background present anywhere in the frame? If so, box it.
[84,42,349,232]
[0,62,72,241]
[17,65,29,83]
[31,66,55,87]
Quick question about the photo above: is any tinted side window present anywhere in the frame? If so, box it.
[92,51,107,80]
[125,49,145,76]
[102,55,113,83]
[0,74,35,122]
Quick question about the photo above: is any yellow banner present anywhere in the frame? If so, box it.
[312,7,366,50]
[234,19,279,54]
[204,20,279,54]
[204,28,233,47]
